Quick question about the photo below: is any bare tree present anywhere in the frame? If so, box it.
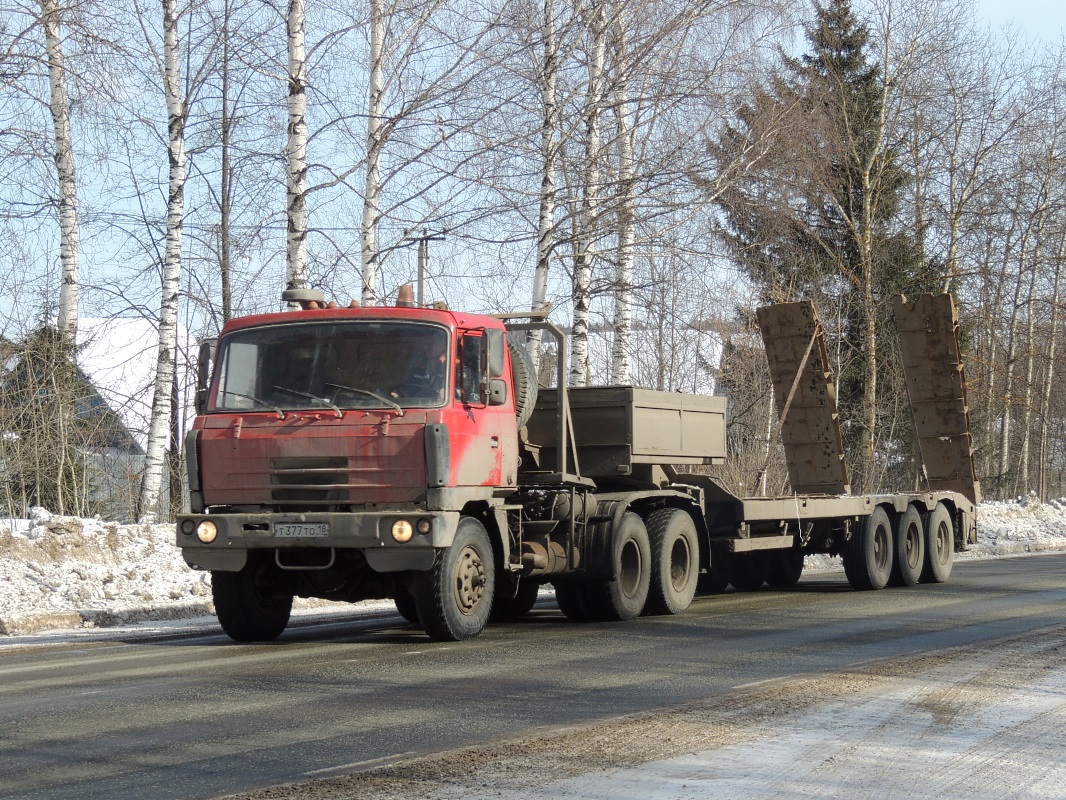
[138,0,188,521]
[285,0,307,292]
[38,0,80,338]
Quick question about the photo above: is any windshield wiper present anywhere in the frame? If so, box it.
[219,392,284,419]
[325,382,404,417]
[272,385,343,418]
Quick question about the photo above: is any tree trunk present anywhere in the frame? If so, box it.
[1038,228,1065,499]
[361,0,385,305]
[139,0,185,522]
[527,0,558,376]
[40,0,79,339]
[610,22,635,386]
[285,0,308,292]
[569,1,606,388]
[219,0,233,322]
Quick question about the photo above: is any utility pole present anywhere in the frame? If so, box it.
[402,229,446,306]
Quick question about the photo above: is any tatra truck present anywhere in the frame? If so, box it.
[177,289,979,642]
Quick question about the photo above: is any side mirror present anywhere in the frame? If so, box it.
[487,378,507,406]
[484,328,505,379]
[195,338,217,414]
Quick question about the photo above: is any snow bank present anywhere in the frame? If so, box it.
[2,498,1065,635]
[0,507,210,634]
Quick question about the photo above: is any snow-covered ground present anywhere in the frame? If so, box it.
[1,496,1064,636]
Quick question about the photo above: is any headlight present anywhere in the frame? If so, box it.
[416,519,432,535]
[391,519,413,543]
[196,520,218,543]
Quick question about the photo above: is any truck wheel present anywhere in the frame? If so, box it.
[766,547,805,588]
[890,505,925,587]
[393,581,419,624]
[491,580,541,620]
[584,512,652,621]
[414,517,495,641]
[696,544,731,595]
[553,580,594,621]
[729,552,769,591]
[211,562,292,642]
[644,509,699,615]
[508,337,539,428]
[921,503,954,583]
[843,506,894,590]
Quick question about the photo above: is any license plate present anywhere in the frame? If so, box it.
[274,522,330,538]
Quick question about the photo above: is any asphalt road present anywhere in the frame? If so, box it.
[3,553,1066,800]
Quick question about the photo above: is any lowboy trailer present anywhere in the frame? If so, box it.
[177,291,978,641]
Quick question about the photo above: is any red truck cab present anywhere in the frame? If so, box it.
[177,293,521,640]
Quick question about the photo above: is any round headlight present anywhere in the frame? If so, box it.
[416,518,432,535]
[196,520,218,544]
[391,519,414,543]
[180,519,195,535]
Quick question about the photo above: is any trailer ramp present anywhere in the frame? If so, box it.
[894,294,981,507]
[756,301,850,495]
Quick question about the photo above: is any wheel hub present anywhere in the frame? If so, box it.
[453,545,486,616]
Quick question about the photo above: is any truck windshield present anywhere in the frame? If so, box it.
[211,321,450,412]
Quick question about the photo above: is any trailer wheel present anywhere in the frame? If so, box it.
[211,560,293,642]
[920,503,954,584]
[584,512,652,621]
[729,552,769,591]
[491,580,541,620]
[393,580,420,624]
[414,517,495,641]
[843,506,894,590]
[890,505,925,587]
[644,509,699,615]
[766,547,805,588]
[697,544,731,595]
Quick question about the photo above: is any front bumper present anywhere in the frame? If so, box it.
[175,510,460,573]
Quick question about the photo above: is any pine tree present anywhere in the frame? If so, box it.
[711,0,930,489]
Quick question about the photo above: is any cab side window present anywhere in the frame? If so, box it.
[458,334,484,404]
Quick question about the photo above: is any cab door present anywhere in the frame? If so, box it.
[445,329,518,488]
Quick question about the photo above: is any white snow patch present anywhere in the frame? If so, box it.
[0,498,1064,634]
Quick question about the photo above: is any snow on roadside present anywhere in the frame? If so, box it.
[2,497,1065,635]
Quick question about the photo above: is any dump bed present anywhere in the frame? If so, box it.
[526,386,726,479]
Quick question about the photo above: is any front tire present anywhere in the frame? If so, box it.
[414,517,495,641]
[843,506,894,590]
[393,580,420,624]
[211,560,293,642]
[644,509,699,615]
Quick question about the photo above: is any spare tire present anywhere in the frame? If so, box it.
[508,336,539,428]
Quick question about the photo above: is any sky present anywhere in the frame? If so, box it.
[977,0,1066,42]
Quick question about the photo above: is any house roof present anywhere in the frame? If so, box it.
[75,318,196,451]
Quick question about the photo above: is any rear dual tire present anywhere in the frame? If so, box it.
[921,503,954,583]
[843,506,894,590]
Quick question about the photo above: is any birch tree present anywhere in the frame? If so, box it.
[38,0,80,338]
[360,0,384,303]
[138,0,187,521]
[286,0,308,291]
[526,0,561,373]
[568,0,607,387]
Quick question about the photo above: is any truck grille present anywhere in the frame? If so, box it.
[270,456,350,502]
